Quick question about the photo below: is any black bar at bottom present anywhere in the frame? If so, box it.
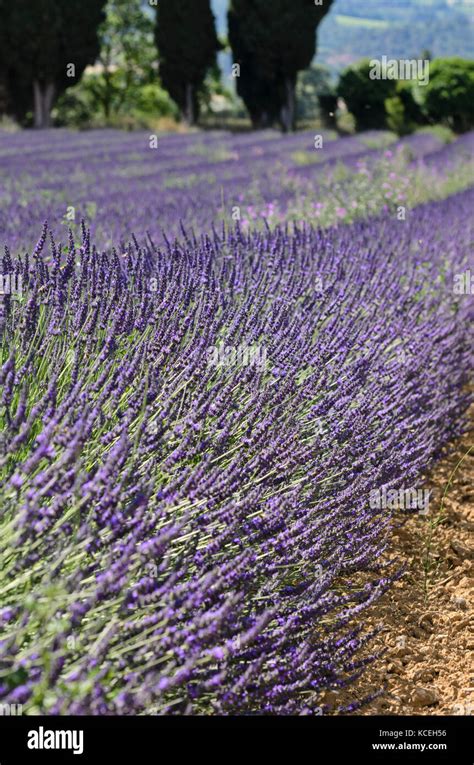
[0,714,471,763]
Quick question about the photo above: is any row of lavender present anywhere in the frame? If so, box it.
[0,183,472,713]
[1,128,473,249]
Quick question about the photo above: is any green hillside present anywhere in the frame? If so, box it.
[212,0,473,71]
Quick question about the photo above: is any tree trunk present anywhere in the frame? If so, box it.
[183,83,195,126]
[280,76,296,133]
[102,46,113,122]
[33,80,55,129]
[251,110,271,130]
[103,72,112,120]
[44,83,55,126]
[33,81,42,128]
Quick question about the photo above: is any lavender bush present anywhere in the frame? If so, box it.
[0,168,472,713]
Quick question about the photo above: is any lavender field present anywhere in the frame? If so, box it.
[0,128,472,715]
[1,128,473,247]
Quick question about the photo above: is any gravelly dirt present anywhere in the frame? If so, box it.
[344,406,473,716]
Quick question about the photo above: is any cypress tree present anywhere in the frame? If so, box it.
[228,0,333,131]
[228,1,280,129]
[155,0,220,126]
[0,0,107,128]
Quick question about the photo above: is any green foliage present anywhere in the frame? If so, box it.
[385,82,425,136]
[54,75,178,129]
[135,84,179,118]
[228,0,333,131]
[155,0,221,125]
[91,0,157,120]
[423,58,474,133]
[385,96,410,136]
[53,85,95,128]
[296,64,334,122]
[337,59,396,130]
[397,81,424,125]
[338,56,474,135]
[54,0,179,129]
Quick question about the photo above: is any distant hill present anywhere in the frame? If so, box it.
[212,0,473,72]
